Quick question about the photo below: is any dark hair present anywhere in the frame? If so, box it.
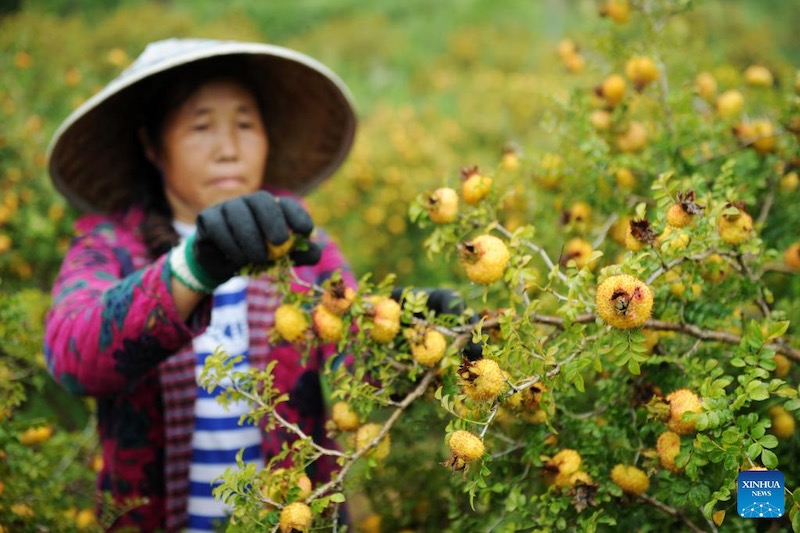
[135,56,268,258]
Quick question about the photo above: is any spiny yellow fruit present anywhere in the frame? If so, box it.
[563,51,586,73]
[368,297,402,343]
[695,72,718,101]
[616,121,648,153]
[780,171,799,192]
[773,354,791,378]
[274,304,309,343]
[312,305,343,343]
[567,201,592,226]
[562,237,595,270]
[716,90,744,118]
[10,503,35,517]
[75,509,97,530]
[717,205,753,245]
[262,469,313,505]
[427,187,459,223]
[459,234,510,285]
[596,73,627,107]
[744,65,773,87]
[448,430,485,463]
[321,279,356,315]
[268,234,295,260]
[666,389,702,435]
[610,464,649,495]
[656,431,683,473]
[625,56,659,90]
[769,406,796,439]
[19,425,54,446]
[461,167,493,205]
[408,327,448,367]
[544,449,582,486]
[595,274,654,329]
[355,423,391,460]
[279,502,312,533]
[331,401,360,431]
[460,358,507,402]
[783,243,800,271]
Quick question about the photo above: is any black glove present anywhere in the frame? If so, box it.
[391,287,483,360]
[193,191,322,282]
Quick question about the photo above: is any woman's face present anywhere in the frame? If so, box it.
[152,77,268,223]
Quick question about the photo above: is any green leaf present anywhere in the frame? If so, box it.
[627,359,641,375]
[746,380,770,402]
[784,399,800,411]
[329,492,346,503]
[761,449,778,469]
[792,507,800,533]
[759,435,779,449]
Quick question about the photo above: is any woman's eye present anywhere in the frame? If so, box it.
[238,122,254,129]
[191,123,210,131]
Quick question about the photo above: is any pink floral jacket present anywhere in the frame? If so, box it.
[44,203,354,532]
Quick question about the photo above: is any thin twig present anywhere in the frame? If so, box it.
[639,494,706,533]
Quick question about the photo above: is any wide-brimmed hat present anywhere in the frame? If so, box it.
[47,38,357,213]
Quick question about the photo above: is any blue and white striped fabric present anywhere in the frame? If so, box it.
[173,223,264,533]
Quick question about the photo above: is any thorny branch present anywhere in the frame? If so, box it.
[639,493,706,533]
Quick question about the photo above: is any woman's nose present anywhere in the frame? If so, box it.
[216,126,239,159]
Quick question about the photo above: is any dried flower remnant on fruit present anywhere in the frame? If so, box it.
[628,219,658,247]
[321,278,356,315]
[595,274,654,329]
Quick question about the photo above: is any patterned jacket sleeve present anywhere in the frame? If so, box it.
[44,214,210,397]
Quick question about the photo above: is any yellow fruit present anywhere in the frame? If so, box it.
[274,304,309,343]
[785,243,800,270]
[780,171,799,192]
[19,425,54,446]
[599,0,631,23]
[331,401,360,431]
[11,503,35,517]
[695,72,718,101]
[744,65,773,87]
[459,234,510,285]
[460,358,506,402]
[368,298,402,343]
[409,328,448,367]
[610,215,632,246]
[563,51,586,73]
[448,430,485,463]
[75,509,97,530]
[544,449,582,486]
[556,38,578,60]
[666,389,702,435]
[321,280,356,315]
[615,168,636,189]
[91,453,103,472]
[701,254,729,283]
[268,234,295,259]
[312,305,343,343]
[461,167,493,205]
[716,90,744,118]
[735,119,776,155]
[625,56,659,90]
[0,233,11,253]
[770,407,796,440]
[610,464,649,495]
[595,274,654,329]
[280,502,313,533]
[656,431,683,473]
[427,187,459,223]
[666,203,694,228]
[590,109,612,131]
[773,354,791,378]
[501,150,520,170]
[597,74,627,107]
[568,471,594,487]
[355,423,391,460]
[717,205,753,245]
[616,121,648,152]
[357,514,382,533]
[567,201,592,226]
[562,237,595,270]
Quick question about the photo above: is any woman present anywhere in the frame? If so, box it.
[44,38,358,532]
